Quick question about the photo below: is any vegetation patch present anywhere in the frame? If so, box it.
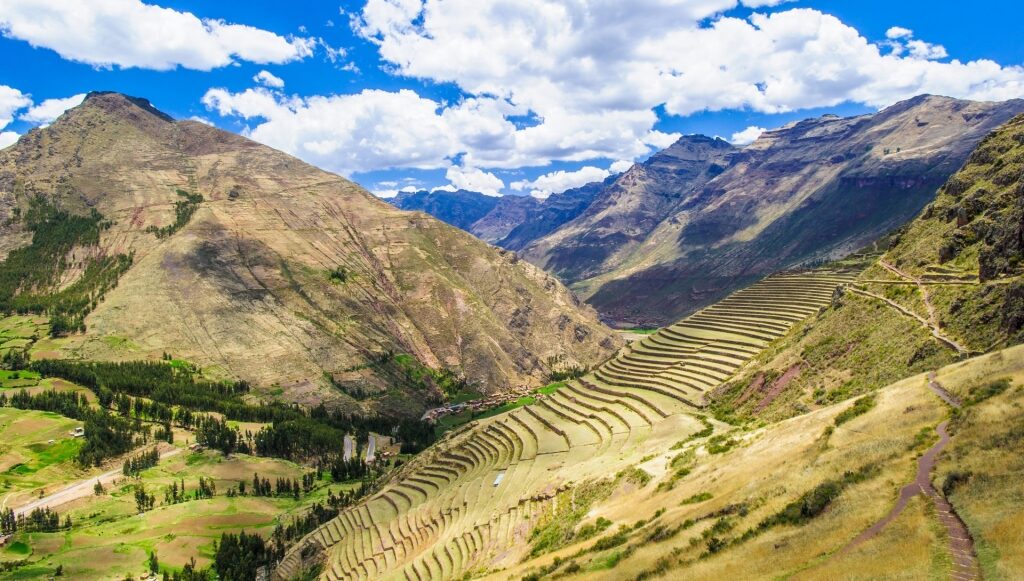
[328,266,350,284]
[671,416,714,449]
[753,466,877,533]
[706,434,738,454]
[146,189,203,239]
[535,381,566,396]
[617,466,652,487]
[0,197,132,331]
[528,479,615,558]
[834,394,877,426]
[964,378,1012,406]
[681,492,713,505]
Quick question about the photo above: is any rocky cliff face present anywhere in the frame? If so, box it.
[526,95,1024,326]
[494,177,610,251]
[0,92,621,414]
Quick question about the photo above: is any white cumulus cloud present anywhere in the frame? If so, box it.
[253,70,285,88]
[0,84,31,146]
[352,0,1024,167]
[0,131,19,148]
[202,2,1024,183]
[512,165,613,199]
[0,0,315,71]
[730,126,767,145]
[886,26,914,40]
[0,85,31,129]
[609,160,634,173]
[202,87,458,175]
[19,93,86,124]
[443,166,505,196]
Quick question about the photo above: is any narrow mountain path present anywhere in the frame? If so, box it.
[811,374,979,580]
[879,260,941,327]
[847,286,969,356]
[925,375,980,581]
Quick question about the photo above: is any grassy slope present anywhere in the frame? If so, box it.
[490,345,1024,581]
[0,414,361,580]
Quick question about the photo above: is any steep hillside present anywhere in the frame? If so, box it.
[714,113,1024,422]
[0,92,621,414]
[526,96,1024,326]
[522,135,737,285]
[495,178,610,251]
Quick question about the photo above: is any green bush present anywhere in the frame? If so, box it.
[965,378,1011,405]
[680,492,713,505]
[834,394,876,426]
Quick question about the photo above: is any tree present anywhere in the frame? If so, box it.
[48,313,71,337]
[149,550,160,573]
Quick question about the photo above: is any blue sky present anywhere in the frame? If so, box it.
[1,0,1023,198]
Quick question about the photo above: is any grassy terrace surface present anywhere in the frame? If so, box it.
[276,270,860,580]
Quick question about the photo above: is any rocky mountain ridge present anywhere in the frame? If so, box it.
[538,95,1024,325]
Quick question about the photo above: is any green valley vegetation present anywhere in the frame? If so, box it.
[0,197,131,333]
[24,358,437,459]
[146,189,204,239]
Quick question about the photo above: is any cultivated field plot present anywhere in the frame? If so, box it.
[3,446,352,580]
[277,270,859,580]
[0,407,91,506]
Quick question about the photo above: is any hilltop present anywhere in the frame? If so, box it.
[0,92,621,414]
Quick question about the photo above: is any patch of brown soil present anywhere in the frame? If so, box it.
[734,372,766,407]
[754,364,802,412]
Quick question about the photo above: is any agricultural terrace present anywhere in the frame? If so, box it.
[277,269,860,580]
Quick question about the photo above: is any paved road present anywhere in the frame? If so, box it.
[11,446,183,517]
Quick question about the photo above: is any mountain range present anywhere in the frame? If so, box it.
[391,176,612,251]
[0,92,620,415]
[401,95,1024,327]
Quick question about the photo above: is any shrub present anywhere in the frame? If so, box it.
[942,471,972,497]
[965,378,1011,406]
[680,492,713,505]
[706,434,738,454]
[834,394,876,426]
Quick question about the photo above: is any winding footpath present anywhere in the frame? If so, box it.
[880,260,942,328]
[847,286,969,356]
[823,374,979,580]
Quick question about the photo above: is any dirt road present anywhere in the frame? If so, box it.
[11,446,183,517]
